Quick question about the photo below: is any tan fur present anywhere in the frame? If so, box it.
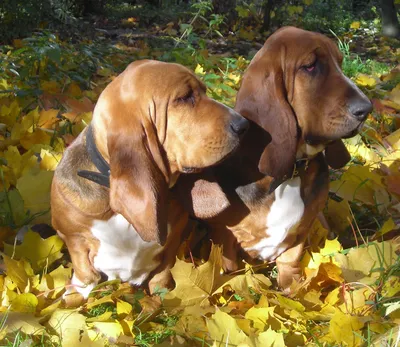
[51,60,248,294]
[179,27,372,290]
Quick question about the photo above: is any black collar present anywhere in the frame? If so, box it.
[77,125,110,188]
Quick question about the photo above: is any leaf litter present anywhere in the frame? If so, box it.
[0,24,399,347]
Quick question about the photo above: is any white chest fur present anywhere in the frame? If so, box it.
[91,214,163,285]
[245,177,305,260]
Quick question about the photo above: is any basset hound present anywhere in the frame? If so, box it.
[178,27,373,290]
[51,60,249,298]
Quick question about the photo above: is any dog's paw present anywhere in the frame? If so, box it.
[63,274,96,300]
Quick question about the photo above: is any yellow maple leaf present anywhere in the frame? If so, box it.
[373,218,396,239]
[39,300,61,316]
[256,328,285,347]
[355,74,377,88]
[307,218,329,251]
[20,128,52,150]
[207,309,252,346]
[40,149,62,171]
[116,299,132,320]
[350,21,361,29]
[213,272,271,297]
[325,199,351,234]
[334,240,398,284]
[384,127,400,150]
[245,306,286,332]
[3,145,23,180]
[344,134,381,166]
[87,321,124,341]
[327,309,364,347]
[86,311,113,323]
[164,244,229,307]
[320,238,342,256]
[330,165,390,212]
[37,265,71,299]
[194,64,205,75]
[0,100,21,127]
[38,109,59,129]
[20,108,40,134]
[2,255,35,292]
[389,83,400,104]
[4,231,64,273]
[16,170,53,224]
[48,309,103,346]
[381,276,400,298]
[10,293,38,313]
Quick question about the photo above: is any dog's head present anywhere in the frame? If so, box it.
[236,26,372,179]
[91,60,248,244]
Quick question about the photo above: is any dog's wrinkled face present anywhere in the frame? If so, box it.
[278,28,372,144]
[164,68,248,172]
[93,60,248,244]
[121,61,249,174]
[236,27,372,178]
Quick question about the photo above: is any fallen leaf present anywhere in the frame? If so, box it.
[0,312,44,335]
[3,231,64,272]
[10,293,38,313]
[207,309,252,346]
[164,244,229,307]
[16,170,53,224]
[48,309,103,347]
[327,309,364,347]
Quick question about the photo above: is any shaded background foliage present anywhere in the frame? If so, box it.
[1,0,399,43]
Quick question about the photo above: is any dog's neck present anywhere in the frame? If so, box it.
[215,125,328,195]
[296,141,326,160]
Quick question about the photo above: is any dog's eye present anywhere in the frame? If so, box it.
[176,90,195,106]
[302,60,317,73]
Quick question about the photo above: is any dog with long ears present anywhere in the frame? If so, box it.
[51,60,249,297]
[178,27,372,289]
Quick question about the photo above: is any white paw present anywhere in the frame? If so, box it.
[63,273,96,299]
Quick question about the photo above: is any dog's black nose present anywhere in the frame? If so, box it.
[349,98,372,121]
[230,115,249,136]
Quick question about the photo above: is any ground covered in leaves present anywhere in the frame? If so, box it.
[0,9,399,347]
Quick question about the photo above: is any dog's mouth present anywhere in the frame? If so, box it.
[182,141,240,174]
[342,121,365,139]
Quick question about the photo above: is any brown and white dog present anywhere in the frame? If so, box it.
[51,60,249,297]
[178,27,372,290]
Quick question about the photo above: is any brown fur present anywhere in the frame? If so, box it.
[178,27,372,290]
[51,60,248,292]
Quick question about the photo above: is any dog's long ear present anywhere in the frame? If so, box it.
[235,54,297,180]
[108,120,169,245]
[324,139,351,169]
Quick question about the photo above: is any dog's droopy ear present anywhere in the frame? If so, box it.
[108,126,169,245]
[235,54,297,180]
[324,139,351,169]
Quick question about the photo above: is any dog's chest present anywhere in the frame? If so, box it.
[90,214,163,285]
[244,177,305,260]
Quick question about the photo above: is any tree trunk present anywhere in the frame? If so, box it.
[380,0,400,38]
[262,0,274,31]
